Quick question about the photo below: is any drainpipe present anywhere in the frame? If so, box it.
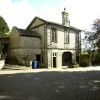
[44,23,48,68]
[50,25,52,68]
[44,23,53,68]
[48,24,52,68]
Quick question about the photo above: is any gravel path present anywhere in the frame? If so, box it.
[0,66,100,100]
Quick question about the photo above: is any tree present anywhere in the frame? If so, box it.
[83,19,100,51]
[83,19,100,64]
[0,16,9,36]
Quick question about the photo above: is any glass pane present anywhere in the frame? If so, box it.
[51,28,57,43]
[64,30,69,43]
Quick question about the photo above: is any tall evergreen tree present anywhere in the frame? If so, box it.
[0,16,9,36]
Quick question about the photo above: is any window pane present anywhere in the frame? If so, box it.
[64,30,69,43]
[55,32,57,42]
[52,32,54,42]
[75,33,79,43]
[51,28,57,43]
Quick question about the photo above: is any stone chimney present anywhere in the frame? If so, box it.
[62,8,70,27]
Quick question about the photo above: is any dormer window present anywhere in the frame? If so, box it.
[64,30,69,44]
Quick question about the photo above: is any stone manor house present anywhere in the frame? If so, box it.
[0,8,81,68]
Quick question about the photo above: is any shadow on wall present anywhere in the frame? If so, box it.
[0,71,100,100]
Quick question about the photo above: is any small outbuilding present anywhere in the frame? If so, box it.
[10,26,41,66]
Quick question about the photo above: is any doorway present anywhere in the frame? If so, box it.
[1,44,9,60]
[52,53,57,68]
[36,55,41,62]
[76,56,79,64]
[36,54,41,68]
[53,57,56,68]
[1,44,9,55]
[62,52,72,67]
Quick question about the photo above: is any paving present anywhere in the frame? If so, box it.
[0,66,100,100]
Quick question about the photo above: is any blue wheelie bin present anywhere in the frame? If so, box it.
[32,61,38,69]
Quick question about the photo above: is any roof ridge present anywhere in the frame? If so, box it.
[34,16,81,31]
[26,16,81,31]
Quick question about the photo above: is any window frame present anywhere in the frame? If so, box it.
[51,28,57,43]
[64,30,69,44]
[75,33,79,44]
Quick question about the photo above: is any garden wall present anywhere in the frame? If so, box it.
[80,54,92,67]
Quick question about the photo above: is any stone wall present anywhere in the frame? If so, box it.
[18,37,41,66]
[10,27,20,59]
[10,36,41,66]
[19,36,41,60]
[10,27,20,49]
[80,54,92,66]
[30,25,46,67]
[10,27,41,66]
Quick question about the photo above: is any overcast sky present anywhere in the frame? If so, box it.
[0,0,100,31]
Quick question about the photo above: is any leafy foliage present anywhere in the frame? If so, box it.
[83,19,100,51]
[83,19,100,65]
[92,50,100,64]
[0,16,9,36]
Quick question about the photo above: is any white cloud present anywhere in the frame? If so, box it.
[0,0,35,30]
[37,5,61,24]
[1,0,100,31]
[35,0,100,30]
[58,0,100,30]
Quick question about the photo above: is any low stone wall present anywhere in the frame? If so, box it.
[0,60,5,69]
[80,54,92,66]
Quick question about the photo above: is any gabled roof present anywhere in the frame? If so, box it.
[15,27,41,38]
[26,16,46,29]
[26,16,82,32]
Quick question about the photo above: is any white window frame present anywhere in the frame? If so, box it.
[51,28,57,43]
[64,30,69,44]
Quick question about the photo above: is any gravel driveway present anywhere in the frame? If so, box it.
[0,66,100,100]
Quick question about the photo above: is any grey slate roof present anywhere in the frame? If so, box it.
[27,16,82,32]
[16,27,41,38]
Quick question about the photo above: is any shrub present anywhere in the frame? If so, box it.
[80,62,89,67]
